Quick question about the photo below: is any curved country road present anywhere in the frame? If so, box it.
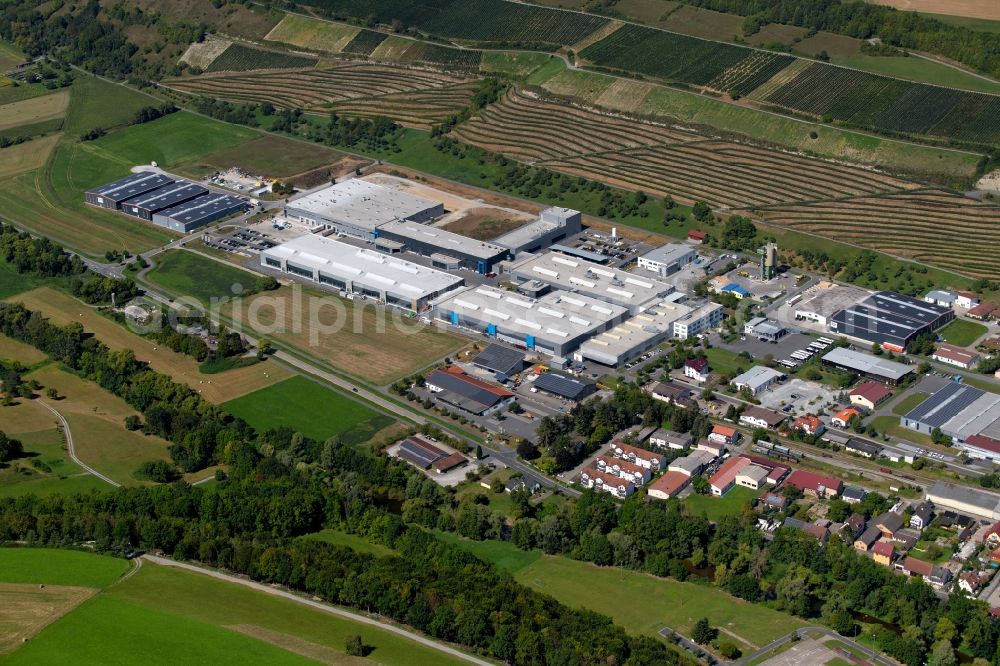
[141,555,497,666]
[39,400,121,488]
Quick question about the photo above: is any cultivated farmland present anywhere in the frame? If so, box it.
[747,189,1000,279]
[452,90,918,207]
[205,43,318,72]
[329,81,482,129]
[264,14,361,53]
[165,63,473,113]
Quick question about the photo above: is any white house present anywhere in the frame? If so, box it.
[648,429,692,450]
[610,441,665,471]
[580,468,635,498]
[596,456,651,486]
[684,357,710,383]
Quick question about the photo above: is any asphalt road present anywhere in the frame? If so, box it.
[141,555,496,666]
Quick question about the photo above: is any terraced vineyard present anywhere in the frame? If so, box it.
[452,90,917,207]
[329,81,483,129]
[205,43,318,72]
[580,23,786,88]
[747,190,1000,279]
[341,29,390,56]
[709,51,795,98]
[298,0,609,47]
[763,62,1000,144]
[166,63,472,111]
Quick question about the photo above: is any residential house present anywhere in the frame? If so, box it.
[648,429,693,451]
[647,471,691,500]
[708,424,740,445]
[596,456,651,486]
[845,513,867,539]
[872,541,894,566]
[684,357,710,383]
[959,571,992,595]
[898,557,952,588]
[648,381,693,406]
[855,526,881,551]
[739,406,786,430]
[873,512,904,538]
[849,382,893,411]
[957,292,980,309]
[610,442,666,471]
[579,468,635,499]
[505,477,541,494]
[845,437,883,459]
[792,415,825,437]
[697,439,727,457]
[786,470,842,498]
[831,407,863,428]
[910,504,934,530]
[763,493,788,509]
[841,486,868,505]
[668,450,716,477]
[803,523,829,543]
[967,303,995,321]
[982,521,1000,548]
[932,343,980,370]
[892,529,920,551]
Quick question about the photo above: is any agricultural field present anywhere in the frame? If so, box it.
[0,134,61,179]
[747,189,1000,279]
[7,287,291,404]
[205,43,318,72]
[329,81,484,129]
[762,62,1000,145]
[264,13,361,53]
[0,89,70,132]
[173,133,346,179]
[0,39,26,70]
[179,36,232,70]
[165,62,473,113]
[0,549,468,666]
[299,0,610,47]
[866,0,1000,21]
[453,90,919,208]
[225,284,466,385]
[480,51,553,78]
[145,249,267,305]
[221,375,393,443]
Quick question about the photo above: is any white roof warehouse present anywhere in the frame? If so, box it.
[433,284,627,357]
[577,300,694,367]
[260,234,464,311]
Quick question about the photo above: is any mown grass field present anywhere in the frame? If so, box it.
[891,391,929,416]
[939,318,989,346]
[222,375,391,443]
[683,486,759,522]
[228,284,466,385]
[301,529,397,557]
[0,548,468,666]
[0,133,61,179]
[441,535,807,651]
[0,89,70,132]
[173,133,344,179]
[7,287,291,404]
[146,249,264,305]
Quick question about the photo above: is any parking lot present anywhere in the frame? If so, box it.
[203,224,278,255]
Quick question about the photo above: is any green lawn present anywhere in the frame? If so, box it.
[891,391,929,416]
[705,347,750,378]
[0,548,129,587]
[0,257,57,298]
[61,74,161,138]
[434,531,543,573]
[683,485,759,522]
[222,375,391,442]
[939,319,988,347]
[301,529,397,557]
[172,133,343,180]
[871,415,935,447]
[146,249,263,305]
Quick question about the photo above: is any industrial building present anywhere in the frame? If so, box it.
[374,220,508,274]
[636,243,696,276]
[672,301,724,339]
[85,172,174,210]
[433,284,627,357]
[731,366,785,395]
[758,242,778,281]
[152,193,248,232]
[531,372,596,402]
[508,251,672,313]
[829,291,954,352]
[926,482,1000,520]
[120,181,209,221]
[260,234,464,312]
[744,317,788,342]
[576,300,693,367]
[471,344,526,377]
[901,381,1000,444]
[425,366,514,416]
[820,347,913,386]
[284,180,443,238]
[493,207,582,255]
[792,282,871,326]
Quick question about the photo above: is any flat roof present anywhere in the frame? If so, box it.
[794,282,871,318]
[157,193,246,224]
[510,251,672,309]
[435,284,627,340]
[866,291,953,325]
[927,481,1000,516]
[834,291,953,340]
[378,220,506,260]
[578,300,693,362]
[286,180,440,230]
[87,172,174,201]
[640,243,695,266]
[821,347,913,381]
[732,366,785,389]
[124,181,208,211]
[263,234,463,299]
[493,218,559,250]
[549,244,610,264]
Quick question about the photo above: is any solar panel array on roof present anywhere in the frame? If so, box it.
[85,172,175,208]
[428,371,507,411]
[830,290,953,349]
[472,344,526,376]
[122,182,209,219]
[153,193,248,231]
[533,372,596,401]
[905,382,986,428]
[397,436,446,469]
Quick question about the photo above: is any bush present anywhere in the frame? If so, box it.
[134,460,180,483]
[345,634,367,657]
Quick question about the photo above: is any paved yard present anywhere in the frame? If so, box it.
[757,378,840,416]
[758,638,843,666]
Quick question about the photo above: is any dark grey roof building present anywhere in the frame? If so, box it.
[153,193,247,233]
[425,368,514,416]
[397,436,446,469]
[121,181,209,220]
[902,381,1000,442]
[829,290,953,351]
[85,172,174,209]
[532,372,597,402]
[471,344,526,377]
